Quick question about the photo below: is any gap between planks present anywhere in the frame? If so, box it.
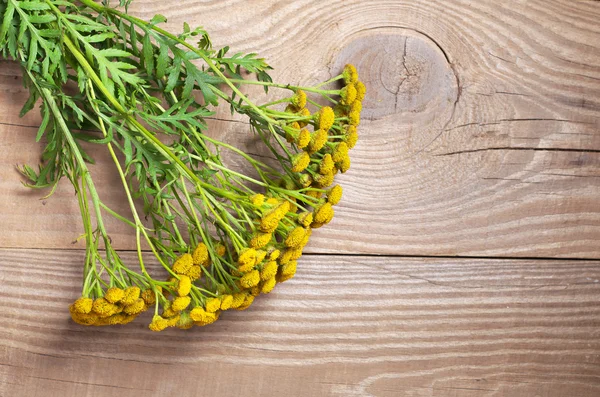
[1,247,600,263]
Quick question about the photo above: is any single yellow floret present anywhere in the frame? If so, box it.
[240,270,261,288]
[163,305,178,318]
[238,248,257,268]
[311,221,325,229]
[291,90,307,109]
[70,311,98,326]
[290,247,304,261]
[299,173,312,187]
[315,172,335,188]
[308,129,328,153]
[192,243,209,265]
[261,277,277,294]
[276,201,291,217]
[259,212,280,233]
[105,313,127,325]
[259,200,290,233]
[215,243,227,257]
[94,317,112,326]
[306,190,323,199]
[345,126,358,149]
[190,307,209,322]
[299,229,311,248]
[298,212,313,228]
[121,286,141,306]
[350,100,362,114]
[205,297,222,313]
[340,155,351,173]
[141,289,156,305]
[120,314,137,325]
[250,193,265,207]
[332,142,349,163]
[250,285,261,296]
[173,253,193,275]
[355,81,366,102]
[176,275,192,297]
[92,298,120,317]
[249,232,272,249]
[343,64,359,84]
[166,315,181,327]
[172,296,191,312]
[285,104,299,113]
[230,292,247,309]
[266,197,280,205]
[255,249,267,264]
[282,261,298,277]
[277,261,297,283]
[285,226,307,248]
[105,287,125,304]
[315,202,334,224]
[234,294,255,311]
[327,185,343,205]
[123,298,146,315]
[260,260,279,281]
[277,272,295,283]
[316,106,335,131]
[279,249,294,265]
[220,295,234,310]
[149,315,168,332]
[72,297,93,314]
[195,311,219,326]
[349,109,360,126]
[187,265,202,280]
[291,152,311,173]
[269,249,280,261]
[319,153,335,175]
[297,129,311,149]
[340,84,357,106]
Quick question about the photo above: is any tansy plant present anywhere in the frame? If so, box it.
[0,0,365,331]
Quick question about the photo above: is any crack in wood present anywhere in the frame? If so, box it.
[436,147,600,156]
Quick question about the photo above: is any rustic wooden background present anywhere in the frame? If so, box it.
[1,0,600,396]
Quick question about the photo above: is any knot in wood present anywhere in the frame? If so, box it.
[333,31,458,121]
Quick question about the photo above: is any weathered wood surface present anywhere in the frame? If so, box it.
[1,250,600,397]
[1,0,599,257]
[1,0,600,396]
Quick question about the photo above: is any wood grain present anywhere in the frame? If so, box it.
[2,1,600,395]
[0,249,599,397]
[1,0,600,257]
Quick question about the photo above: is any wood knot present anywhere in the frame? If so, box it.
[333,31,458,121]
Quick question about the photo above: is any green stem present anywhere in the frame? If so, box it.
[32,80,108,238]
[228,78,342,95]
[86,80,153,280]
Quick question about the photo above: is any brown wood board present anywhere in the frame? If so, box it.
[0,0,599,257]
[1,250,600,396]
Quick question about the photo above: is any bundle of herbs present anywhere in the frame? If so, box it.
[0,0,365,330]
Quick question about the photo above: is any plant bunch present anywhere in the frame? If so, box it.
[0,0,365,330]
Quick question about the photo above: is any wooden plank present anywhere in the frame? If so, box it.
[1,249,599,396]
[1,0,600,257]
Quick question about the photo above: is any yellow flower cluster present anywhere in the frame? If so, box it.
[68,65,364,332]
[143,192,316,331]
[285,63,365,213]
[69,286,150,326]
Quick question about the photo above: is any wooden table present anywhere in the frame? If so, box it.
[1,1,599,396]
